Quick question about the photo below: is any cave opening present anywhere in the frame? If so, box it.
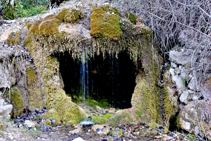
[53,50,139,109]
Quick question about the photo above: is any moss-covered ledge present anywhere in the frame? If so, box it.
[5,5,163,125]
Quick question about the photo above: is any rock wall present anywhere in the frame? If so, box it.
[0,42,31,118]
[166,48,211,139]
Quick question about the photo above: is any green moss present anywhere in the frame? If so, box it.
[110,115,124,127]
[149,120,159,129]
[6,86,24,117]
[6,32,15,45]
[167,66,170,70]
[39,19,60,37]
[64,9,82,23]
[42,109,60,123]
[73,96,109,108]
[135,110,143,119]
[6,28,23,45]
[131,79,160,122]
[26,67,36,84]
[92,114,113,124]
[118,129,123,136]
[127,12,136,25]
[28,20,42,36]
[90,6,123,40]
[176,115,181,128]
[27,23,32,29]
[43,87,85,124]
[101,5,118,14]
[163,87,174,122]
[56,8,70,21]
[149,121,169,132]
[44,14,56,20]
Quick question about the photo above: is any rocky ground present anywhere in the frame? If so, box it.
[0,102,204,141]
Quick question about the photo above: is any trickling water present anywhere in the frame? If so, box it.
[81,51,86,103]
[80,49,90,104]
[85,50,89,103]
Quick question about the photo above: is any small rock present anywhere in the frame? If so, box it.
[72,137,85,141]
[96,106,106,114]
[92,124,110,135]
[108,108,116,114]
[51,119,56,125]
[23,120,38,128]
[69,124,82,134]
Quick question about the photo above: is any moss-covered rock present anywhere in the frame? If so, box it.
[26,66,43,111]
[6,22,29,46]
[6,86,24,117]
[6,30,21,45]
[127,12,136,25]
[18,4,160,126]
[149,120,168,132]
[90,6,123,40]
[131,79,160,123]
[163,70,178,127]
[92,114,113,124]
[56,8,82,23]
[26,67,36,84]
[56,8,71,21]
[43,88,86,124]
[64,9,82,23]
[109,108,144,127]
[131,26,162,125]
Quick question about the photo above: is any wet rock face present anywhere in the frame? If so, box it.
[168,48,211,139]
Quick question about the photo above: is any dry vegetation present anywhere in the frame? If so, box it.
[112,0,211,85]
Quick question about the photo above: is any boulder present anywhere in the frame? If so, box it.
[179,90,189,104]
[92,124,110,135]
[0,103,12,119]
[169,68,185,95]
[179,118,191,132]
[169,49,192,66]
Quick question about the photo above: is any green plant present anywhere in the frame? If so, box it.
[1,0,49,19]
[15,0,48,18]
[187,133,197,141]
